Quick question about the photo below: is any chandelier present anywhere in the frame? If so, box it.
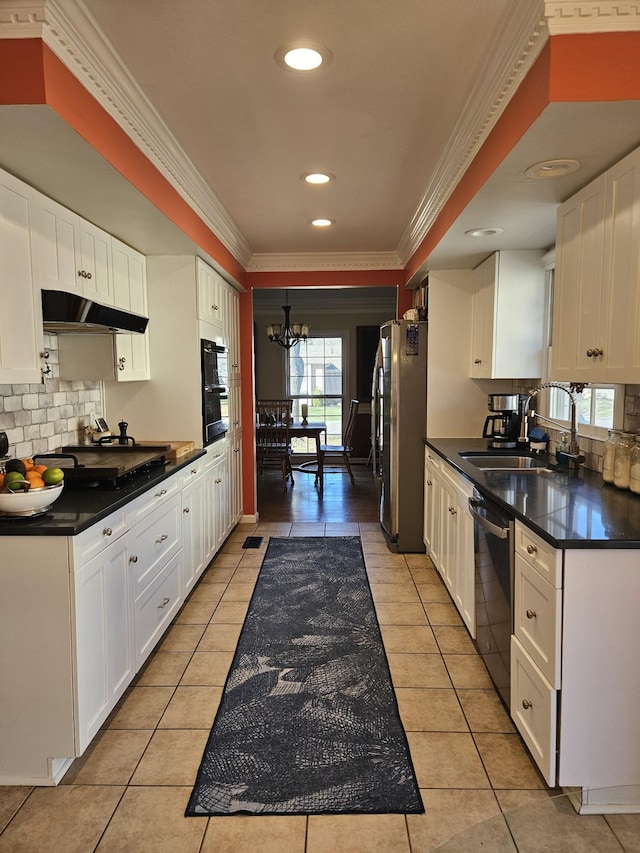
[266,291,310,349]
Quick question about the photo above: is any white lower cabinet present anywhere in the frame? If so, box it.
[134,550,182,668]
[181,459,208,595]
[511,636,557,785]
[423,450,475,637]
[0,455,239,786]
[73,530,133,753]
[512,523,640,807]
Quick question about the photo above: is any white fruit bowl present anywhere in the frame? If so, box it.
[0,482,64,516]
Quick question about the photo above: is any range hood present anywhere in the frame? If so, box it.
[42,290,149,334]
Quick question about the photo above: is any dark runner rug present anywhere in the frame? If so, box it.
[186,536,424,816]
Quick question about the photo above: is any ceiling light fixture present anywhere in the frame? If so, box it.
[525,159,581,180]
[302,172,334,184]
[266,291,310,350]
[465,227,505,237]
[276,43,331,72]
[311,218,333,227]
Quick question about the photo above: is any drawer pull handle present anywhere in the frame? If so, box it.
[103,527,113,537]
[586,347,603,358]
[522,699,533,710]
[158,597,171,609]
[191,468,198,474]
[183,507,190,514]
[129,555,138,563]
[155,489,168,497]
[526,544,537,555]
[156,534,168,543]
[526,609,537,620]
[474,358,482,364]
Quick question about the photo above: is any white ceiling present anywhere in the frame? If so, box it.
[1,1,640,286]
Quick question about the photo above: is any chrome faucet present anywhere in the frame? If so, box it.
[519,382,585,467]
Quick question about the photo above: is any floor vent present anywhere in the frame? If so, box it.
[242,536,264,549]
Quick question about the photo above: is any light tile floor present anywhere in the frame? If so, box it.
[1,521,639,852]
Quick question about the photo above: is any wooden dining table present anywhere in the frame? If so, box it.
[256,420,327,493]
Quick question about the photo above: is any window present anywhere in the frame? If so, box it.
[549,383,623,439]
[286,334,346,453]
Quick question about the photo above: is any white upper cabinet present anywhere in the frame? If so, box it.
[78,220,113,305]
[36,195,82,295]
[552,144,640,382]
[112,238,150,381]
[196,257,224,331]
[36,193,114,305]
[470,250,546,379]
[0,170,45,384]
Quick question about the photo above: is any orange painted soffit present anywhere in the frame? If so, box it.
[0,39,245,285]
[247,270,404,288]
[405,31,640,282]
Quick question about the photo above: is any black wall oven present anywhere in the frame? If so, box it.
[201,339,229,445]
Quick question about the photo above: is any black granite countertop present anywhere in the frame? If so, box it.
[425,438,640,549]
[0,449,207,536]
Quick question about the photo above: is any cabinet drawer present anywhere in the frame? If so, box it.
[424,449,442,474]
[129,495,182,598]
[178,459,205,489]
[511,636,557,787]
[127,474,179,524]
[134,551,182,670]
[73,507,129,567]
[514,555,562,687]
[514,521,562,587]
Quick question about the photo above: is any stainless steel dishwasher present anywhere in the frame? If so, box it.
[469,491,514,710]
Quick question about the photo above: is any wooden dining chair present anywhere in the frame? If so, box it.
[317,399,359,494]
[255,399,295,491]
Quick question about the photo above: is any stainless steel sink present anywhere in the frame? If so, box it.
[459,453,555,473]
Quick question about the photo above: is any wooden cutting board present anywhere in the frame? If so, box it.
[141,440,196,459]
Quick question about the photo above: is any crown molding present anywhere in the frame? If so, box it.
[396,0,549,265]
[247,252,403,273]
[545,1,640,33]
[0,0,253,268]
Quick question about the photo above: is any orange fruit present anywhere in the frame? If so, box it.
[0,473,4,489]
[27,477,45,490]
[22,458,35,470]
[34,464,47,475]
[26,470,41,480]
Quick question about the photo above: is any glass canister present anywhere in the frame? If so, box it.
[613,432,635,489]
[630,436,640,495]
[602,429,622,484]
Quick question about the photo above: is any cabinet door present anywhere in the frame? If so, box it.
[551,174,607,381]
[78,220,113,305]
[74,534,133,753]
[182,472,207,595]
[600,146,640,381]
[453,494,475,638]
[112,240,150,383]
[0,171,45,384]
[227,286,241,381]
[212,449,231,551]
[470,253,495,378]
[230,432,243,525]
[438,477,457,595]
[423,453,441,564]
[35,194,81,294]
[196,257,224,329]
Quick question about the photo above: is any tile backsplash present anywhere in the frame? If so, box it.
[0,334,103,459]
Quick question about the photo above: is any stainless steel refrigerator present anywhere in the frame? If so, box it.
[373,319,428,553]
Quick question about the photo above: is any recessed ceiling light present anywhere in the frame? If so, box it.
[311,218,333,227]
[525,159,581,180]
[302,172,334,185]
[276,44,331,72]
[465,227,505,238]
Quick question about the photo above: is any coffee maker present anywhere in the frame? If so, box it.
[482,394,522,449]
